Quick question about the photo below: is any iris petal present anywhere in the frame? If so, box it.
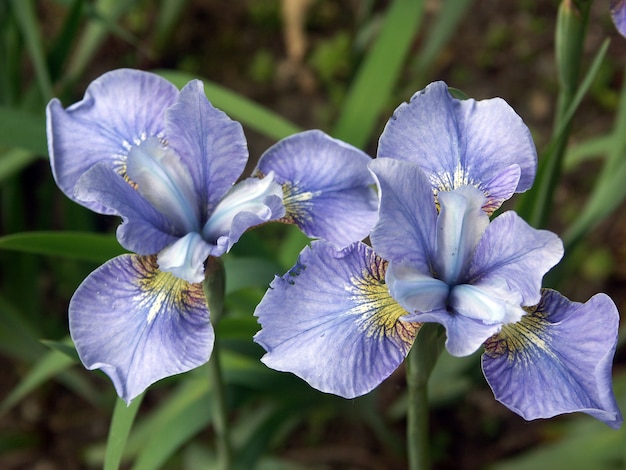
[369,158,438,271]
[482,289,623,428]
[165,80,249,212]
[202,174,284,256]
[69,254,213,404]
[377,81,536,209]
[611,0,626,37]
[126,137,200,233]
[468,211,563,307]
[254,240,418,398]
[47,69,179,214]
[256,130,378,247]
[158,233,212,283]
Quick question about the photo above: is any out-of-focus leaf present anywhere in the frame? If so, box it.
[0,295,45,361]
[104,395,144,470]
[156,69,302,141]
[0,149,39,182]
[9,0,53,100]
[0,107,46,154]
[0,347,75,415]
[332,0,425,148]
[40,338,80,362]
[222,256,281,294]
[0,231,125,262]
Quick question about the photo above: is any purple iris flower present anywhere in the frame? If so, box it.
[47,69,377,403]
[611,0,626,37]
[254,83,622,427]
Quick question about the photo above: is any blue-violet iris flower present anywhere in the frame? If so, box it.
[254,82,623,428]
[611,0,626,37]
[47,69,377,403]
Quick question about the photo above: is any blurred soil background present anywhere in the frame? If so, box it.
[1,0,625,469]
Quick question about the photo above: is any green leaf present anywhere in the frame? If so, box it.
[0,347,75,416]
[0,107,47,155]
[104,395,144,470]
[156,69,301,141]
[332,0,425,148]
[222,256,281,294]
[0,231,125,262]
[0,149,40,182]
[9,0,54,100]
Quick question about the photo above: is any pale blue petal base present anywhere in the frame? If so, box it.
[482,289,623,429]
[254,240,418,398]
[69,254,213,403]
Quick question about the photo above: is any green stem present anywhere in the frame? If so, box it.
[406,323,445,470]
[203,257,232,470]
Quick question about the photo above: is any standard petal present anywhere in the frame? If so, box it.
[611,0,626,37]
[254,240,419,398]
[75,163,177,255]
[69,254,213,403]
[202,174,284,256]
[482,289,623,429]
[468,211,563,306]
[47,69,179,214]
[256,130,378,247]
[377,81,536,208]
[165,80,249,212]
[369,158,438,272]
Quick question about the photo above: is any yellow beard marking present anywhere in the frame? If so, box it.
[483,299,554,363]
[133,255,206,324]
[280,182,321,226]
[348,252,420,352]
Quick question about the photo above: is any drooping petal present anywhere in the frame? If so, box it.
[256,130,378,247]
[202,174,285,257]
[157,232,212,283]
[377,81,536,210]
[482,289,623,429]
[435,186,489,285]
[369,158,437,272]
[254,240,419,398]
[69,254,213,404]
[75,163,177,255]
[468,211,563,307]
[47,69,179,214]
[165,80,249,213]
[611,0,626,37]
[126,137,200,233]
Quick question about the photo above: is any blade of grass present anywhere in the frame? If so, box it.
[0,106,46,154]
[9,0,54,100]
[104,395,144,470]
[332,0,425,148]
[0,231,125,262]
[156,69,302,141]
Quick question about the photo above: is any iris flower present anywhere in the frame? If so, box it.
[611,0,626,37]
[47,69,377,403]
[254,83,622,427]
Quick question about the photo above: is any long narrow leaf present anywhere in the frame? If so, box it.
[332,0,425,148]
[9,0,54,100]
[0,231,125,262]
[0,106,46,155]
[156,69,301,141]
[104,395,144,470]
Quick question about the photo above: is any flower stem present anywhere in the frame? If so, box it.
[203,257,232,470]
[406,323,445,470]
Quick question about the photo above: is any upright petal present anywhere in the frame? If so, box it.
[254,240,419,398]
[369,158,438,272]
[47,69,179,214]
[69,255,213,404]
[256,130,378,247]
[75,163,177,255]
[377,81,536,210]
[482,289,623,429]
[165,80,249,213]
[468,211,563,307]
